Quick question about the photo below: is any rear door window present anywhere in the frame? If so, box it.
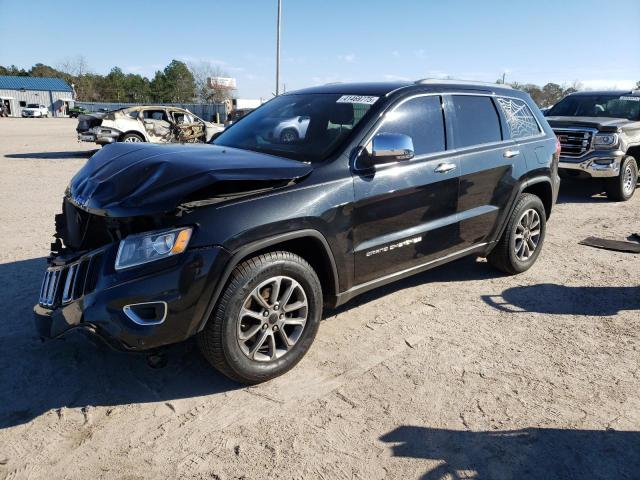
[172,111,195,124]
[377,95,446,156]
[450,95,502,148]
[142,109,168,121]
[496,97,541,139]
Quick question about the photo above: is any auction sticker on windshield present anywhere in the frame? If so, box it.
[337,95,379,105]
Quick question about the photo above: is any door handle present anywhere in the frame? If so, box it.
[434,162,456,174]
[503,149,520,158]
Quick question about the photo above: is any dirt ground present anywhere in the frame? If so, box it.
[0,118,638,480]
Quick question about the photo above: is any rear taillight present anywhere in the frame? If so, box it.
[555,137,561,156]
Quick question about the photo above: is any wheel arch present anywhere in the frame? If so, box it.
[625,146,640,165]
[520,177,553,219]
[490,176,553,253]
[119,130,147,142]
[197,229,340,332]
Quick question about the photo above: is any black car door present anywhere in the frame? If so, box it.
[351,94,461,285]
[445,94,519,249]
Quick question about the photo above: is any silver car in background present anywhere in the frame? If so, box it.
[270,115,311,143]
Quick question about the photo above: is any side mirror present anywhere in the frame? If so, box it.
[371,133,414,165]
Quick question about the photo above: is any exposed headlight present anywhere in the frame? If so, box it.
[115,227,193,270]
[594,133,618,148]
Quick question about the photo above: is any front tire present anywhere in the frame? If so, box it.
[198,251,322,384]
[605,156,637,201]
[487,193,547,275]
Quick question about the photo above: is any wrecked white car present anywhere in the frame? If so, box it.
[76,106,223,145]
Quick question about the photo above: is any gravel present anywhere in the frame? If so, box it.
[0,118,638,480]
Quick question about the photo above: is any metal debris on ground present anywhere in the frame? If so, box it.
[579,236,640,254]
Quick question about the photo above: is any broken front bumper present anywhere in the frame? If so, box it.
[77,127,121,144]
[33,243,230,351]
[558,150,625,178]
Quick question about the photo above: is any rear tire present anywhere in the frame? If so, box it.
[120,133,145,143]
[197,251,322,384]
[487,193,547,275]
[280,129,298,144]
[605,156,637,201]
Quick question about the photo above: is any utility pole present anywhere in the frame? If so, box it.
[276,0,282,96]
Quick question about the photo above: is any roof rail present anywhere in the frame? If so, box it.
[414,78,513,89]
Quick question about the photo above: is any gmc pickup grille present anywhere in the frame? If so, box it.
[553,128,595,158]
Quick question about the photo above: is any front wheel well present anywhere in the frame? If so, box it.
[522,181,552,219]
[625,147,639,165]
[248,236,337,302]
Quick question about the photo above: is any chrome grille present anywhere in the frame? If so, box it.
[39,261,85,308]
[553,128,595,158]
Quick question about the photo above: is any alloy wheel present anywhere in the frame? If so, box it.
[280,130,297,143]
[123,136,142,143]
[514,208,541,261]
[237,276,308,362]
[622,164,635,196]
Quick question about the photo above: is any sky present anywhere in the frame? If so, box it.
[1,0,639,99]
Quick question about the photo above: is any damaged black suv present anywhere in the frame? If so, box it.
[35,80,559,383]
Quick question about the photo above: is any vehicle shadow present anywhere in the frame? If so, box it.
[1,253,498,429]
[556,177,611,204]
[482,283,640,316]
[4,150,97,159]
[380,426,640,479]
[326,256,501,317]
[0,257,240,430]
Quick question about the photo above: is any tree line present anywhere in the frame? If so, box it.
[495,78,583,108]
[0,57,232,104]
[2,58,639,107]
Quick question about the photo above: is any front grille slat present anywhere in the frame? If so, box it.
[62,264,78,303]
[40,271,51,302]
[553,128,595,158]
[44,270,59,307]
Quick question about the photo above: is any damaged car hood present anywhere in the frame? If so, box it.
[67,143,313,216]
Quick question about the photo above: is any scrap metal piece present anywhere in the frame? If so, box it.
[579,236,640,253]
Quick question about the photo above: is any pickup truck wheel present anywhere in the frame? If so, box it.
[487,193,546,275]
[605,156,637,201]
[197,251,322,384]
[121,133,144,143]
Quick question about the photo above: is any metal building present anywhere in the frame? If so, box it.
[0,76,74,117]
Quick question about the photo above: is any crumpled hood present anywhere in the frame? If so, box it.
[67,143,312,217]
[546,116,637,132]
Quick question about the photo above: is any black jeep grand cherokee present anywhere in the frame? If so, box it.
[35,80,559,383]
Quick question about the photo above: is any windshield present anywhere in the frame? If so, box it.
[213,93,376,162]
[27,104,39,108]
[547,94,640,120]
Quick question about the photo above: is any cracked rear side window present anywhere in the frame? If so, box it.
[497,97,541,139]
